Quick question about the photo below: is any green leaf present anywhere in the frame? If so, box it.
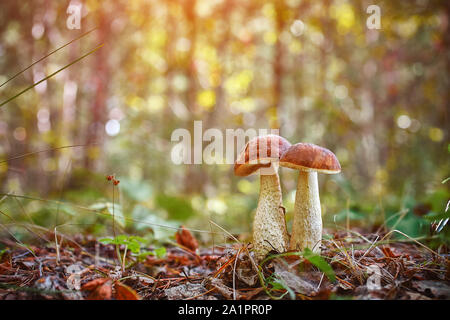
[154,247,166,258]
[89,202,125,227]
[302,248,336,283]
[120,178,153,202]
[127,241,141,254]
[134,250,154,259]
[99,237,115,245]
[265,274,294,300]
[134,247,166,260]
[132,205,178,241]
[99,235,146,254]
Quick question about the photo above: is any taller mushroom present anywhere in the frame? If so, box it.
[234,135,291,260]
[280,143,341,253]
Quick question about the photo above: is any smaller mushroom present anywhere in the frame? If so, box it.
[280,143,341,253]
[234,135,291,260]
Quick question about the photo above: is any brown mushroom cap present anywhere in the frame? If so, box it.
[280,142,341,174]
[234,135,291,177]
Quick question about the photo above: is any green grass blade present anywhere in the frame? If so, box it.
[302,248,336,282]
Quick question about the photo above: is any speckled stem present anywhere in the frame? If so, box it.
[253,173,289,261]
[290,171,322,253]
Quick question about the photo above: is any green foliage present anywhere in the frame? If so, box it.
[423,208,450,222]
[131,204,179,242]
[259,249,336,299]
[99,235,146,254]
[99,234,166,262]
[89,202,125,228]
[262,249,336,283]
[135,247,167,260]
[385,209,428,239]
[0,249,7,260]
[426,189,449,214]
[264,274,295,300]
[383,183,449,239]
[155,194,196,221]
[302,248,336,283]
[120,178,153,203]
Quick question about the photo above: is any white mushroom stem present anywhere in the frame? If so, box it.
[290,171,322,253]
[253,170,289,261]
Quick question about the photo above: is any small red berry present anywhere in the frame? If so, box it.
[106,175,113,181]
[113,179,120,186]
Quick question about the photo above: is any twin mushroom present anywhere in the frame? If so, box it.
[234,135,341,260]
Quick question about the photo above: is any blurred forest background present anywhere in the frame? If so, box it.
[0,0,448,247]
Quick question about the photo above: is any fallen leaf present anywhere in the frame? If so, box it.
[236,267,258,286]
[88,280,112,300]
[403,291,432,300]
[175,226,198,252]
[210,278,242,300]
[381,246,398,258]
[81,278,109,291]
[164,283,214,300]
[273,259,317,296]
[82,278,112,300]
[411,280,450,299]
[0,262,12,275]
[115,281,140,300]
[242,287,264,300]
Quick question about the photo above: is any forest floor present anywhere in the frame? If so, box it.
[0,228,449,300]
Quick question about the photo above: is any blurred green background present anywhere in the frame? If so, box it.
[0,0,448,247]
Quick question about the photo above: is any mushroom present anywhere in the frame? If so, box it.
[234,135,291,260]
[280,143,341,253]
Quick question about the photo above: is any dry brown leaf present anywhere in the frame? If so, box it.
[175,226,199,252]
[242,287,264,300]
[115,281,140,300]
[411,280,450,299]
[82,278,112,300]
[87,280,112,300]
[81,277,109,291]
[164,283,212,300]
[272,259,317,296]
[381,246,398,258]
[210,278,242,300]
